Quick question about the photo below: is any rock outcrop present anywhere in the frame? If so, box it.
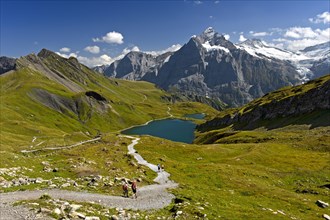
[0,56,16,74]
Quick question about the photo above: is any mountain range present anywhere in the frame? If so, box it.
[95,27,329,108]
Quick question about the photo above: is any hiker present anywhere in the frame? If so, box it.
[131,180,137,199]
[157,164,161,172]
[122,181,128,198]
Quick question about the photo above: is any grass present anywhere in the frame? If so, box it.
[1,52,329,219]
[0,133,158,196]
[134,125,330,219]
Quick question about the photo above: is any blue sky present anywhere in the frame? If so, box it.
[1,0,329,67]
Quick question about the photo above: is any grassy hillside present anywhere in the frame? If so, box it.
[135,125,330,219]
[197,74,330,133]
[0,50,218,153]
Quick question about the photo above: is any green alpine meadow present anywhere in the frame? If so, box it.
[1,48,329,219]
[1,1,330,219]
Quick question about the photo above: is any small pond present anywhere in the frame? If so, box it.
[184,113,205,120]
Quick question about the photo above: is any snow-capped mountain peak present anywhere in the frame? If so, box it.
[236,39,329,81]
[236,39,309,61]
[300,41,330,60]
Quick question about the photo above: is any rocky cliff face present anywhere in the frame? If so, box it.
[197,74,330,131]
[104,51,172,80]
[0,56,16,75]
[103,28,304,107]
[310,58,330,79]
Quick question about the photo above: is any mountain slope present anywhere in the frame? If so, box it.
[196,74,330,138]
[103,28,304,107]
[0,49,217,151]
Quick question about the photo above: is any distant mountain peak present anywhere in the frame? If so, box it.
[203,27,216,37]
[197,27,224,42]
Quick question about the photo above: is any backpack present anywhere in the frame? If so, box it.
[123,183,128,190]
[132,182,137,190]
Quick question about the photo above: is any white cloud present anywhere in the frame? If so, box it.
[309,11,330,24]
[214,0,220,3]
[224,34,230,40]
[272,27,330,51]
[194,1,203,5]
[93,31,124,44]
[249,31,272,37]
[77,54,113,67]
[239,35,247,42]
[209,15,214,19]
[286,38,327,51]
[60,47,71,53]
[269,27,283,33]
[284,27,318,39]
[56,52,78,58]
[84,45,100,54]
[272,38,287,42]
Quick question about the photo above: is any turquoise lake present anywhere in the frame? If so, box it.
[122,118,196,144]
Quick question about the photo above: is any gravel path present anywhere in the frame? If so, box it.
[21,137,101,153]
[0,136,177,219]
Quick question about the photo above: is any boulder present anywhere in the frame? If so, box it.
[39,207,51,214]
[49,184,57,188]
[85,216,100,220]
[61,183,70,188]
[43,167,52,172]
[35,178,43,184]
[0,176,6,182]
[70,204,82,211]
[69,211,85,219]
[176,211,183,215]
[323,214,330,220]
[316,200,329,208]
[111,215,119,220]
[53,208,61,215]
[41,161,50,166]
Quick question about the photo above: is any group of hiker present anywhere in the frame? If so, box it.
[122,164,164,199]
[122,180,137,199]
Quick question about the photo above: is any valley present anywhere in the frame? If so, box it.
[0,41,329,220]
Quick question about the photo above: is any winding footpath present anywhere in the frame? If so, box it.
[167,106,173,117]
[0,136,178,219]
[21,137,101,153]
